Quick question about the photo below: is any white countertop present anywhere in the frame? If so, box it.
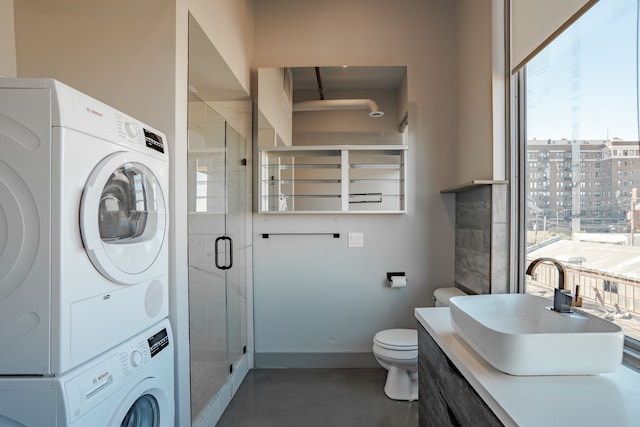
[415,307,640,427]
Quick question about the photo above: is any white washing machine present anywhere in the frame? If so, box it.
[0,79,169,375]
[0,318,174,427]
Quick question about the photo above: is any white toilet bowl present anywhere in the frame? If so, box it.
[373,329,419,401]
[372,287,468,401]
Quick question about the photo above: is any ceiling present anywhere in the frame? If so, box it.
[291,66,406,93]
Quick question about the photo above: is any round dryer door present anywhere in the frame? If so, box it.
[81,152,166,284]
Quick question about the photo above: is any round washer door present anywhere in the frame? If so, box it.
[81,152,166,284]
[108,378,173,427]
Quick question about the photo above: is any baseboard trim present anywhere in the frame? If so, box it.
[254,352,379,369]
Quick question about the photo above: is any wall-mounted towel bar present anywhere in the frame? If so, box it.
[261,233,340,239]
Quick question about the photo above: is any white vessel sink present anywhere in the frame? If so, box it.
[449,294,624,376]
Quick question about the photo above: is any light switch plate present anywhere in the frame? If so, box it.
[348,232,364,248]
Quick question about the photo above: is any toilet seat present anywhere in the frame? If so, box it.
[373,329,417,351]
[373,344,418,361]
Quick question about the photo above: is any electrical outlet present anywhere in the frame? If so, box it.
[348,232,364,248]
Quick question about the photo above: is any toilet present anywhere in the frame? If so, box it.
[372,286,467,401]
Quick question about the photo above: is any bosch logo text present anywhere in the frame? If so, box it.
[93,371,110,384]
[86,107,103,117]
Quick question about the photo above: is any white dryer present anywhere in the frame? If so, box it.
[0,79,169,375]
[0,318,174,427]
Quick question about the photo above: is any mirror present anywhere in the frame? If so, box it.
[257,66,408,214]
[257,66,408,148]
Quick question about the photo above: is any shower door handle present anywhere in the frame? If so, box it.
[214,235,233,270]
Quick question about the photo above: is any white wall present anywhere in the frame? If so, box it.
[14,0,177,131]
[187,0,254,95]
[454,0,504,184]
[0,0,16,77]
[252,0,457,365]
[257,67,292,146]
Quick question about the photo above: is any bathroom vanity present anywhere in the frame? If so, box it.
[415,307,640,427]
[418,324,502,426]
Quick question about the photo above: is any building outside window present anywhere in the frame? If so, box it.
[521,0,640,348]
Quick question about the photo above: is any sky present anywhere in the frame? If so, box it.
[527,0,638,141]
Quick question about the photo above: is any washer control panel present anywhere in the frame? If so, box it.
[118,326,170,375]
[147,327,170,358]
[63,321,172,424]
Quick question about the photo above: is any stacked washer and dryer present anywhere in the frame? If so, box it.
[0,79,174,426]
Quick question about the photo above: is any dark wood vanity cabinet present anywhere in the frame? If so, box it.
[418,325,503,427]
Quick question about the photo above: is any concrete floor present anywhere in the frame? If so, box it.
[215,368,418,427]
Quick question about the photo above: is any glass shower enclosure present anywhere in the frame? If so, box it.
[187,91,247,423]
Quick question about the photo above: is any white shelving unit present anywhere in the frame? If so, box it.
[259,145,407,214]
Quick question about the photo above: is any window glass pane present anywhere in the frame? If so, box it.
[524,0,640,342]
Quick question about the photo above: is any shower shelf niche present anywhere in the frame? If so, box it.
[259,145,407,214]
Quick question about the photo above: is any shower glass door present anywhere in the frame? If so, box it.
[224,124,247,370]
[187,91,246,423]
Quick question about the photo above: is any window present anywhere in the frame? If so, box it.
[521,0,640,351]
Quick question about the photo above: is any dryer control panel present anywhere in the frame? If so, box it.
[114,112,166,156]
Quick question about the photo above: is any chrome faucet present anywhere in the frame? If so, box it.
[526,257,573,313]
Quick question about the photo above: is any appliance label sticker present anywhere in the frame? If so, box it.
[147,328,169,358]
[144,129,165,153]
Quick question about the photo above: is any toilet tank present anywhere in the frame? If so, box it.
[433,287,467,307]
